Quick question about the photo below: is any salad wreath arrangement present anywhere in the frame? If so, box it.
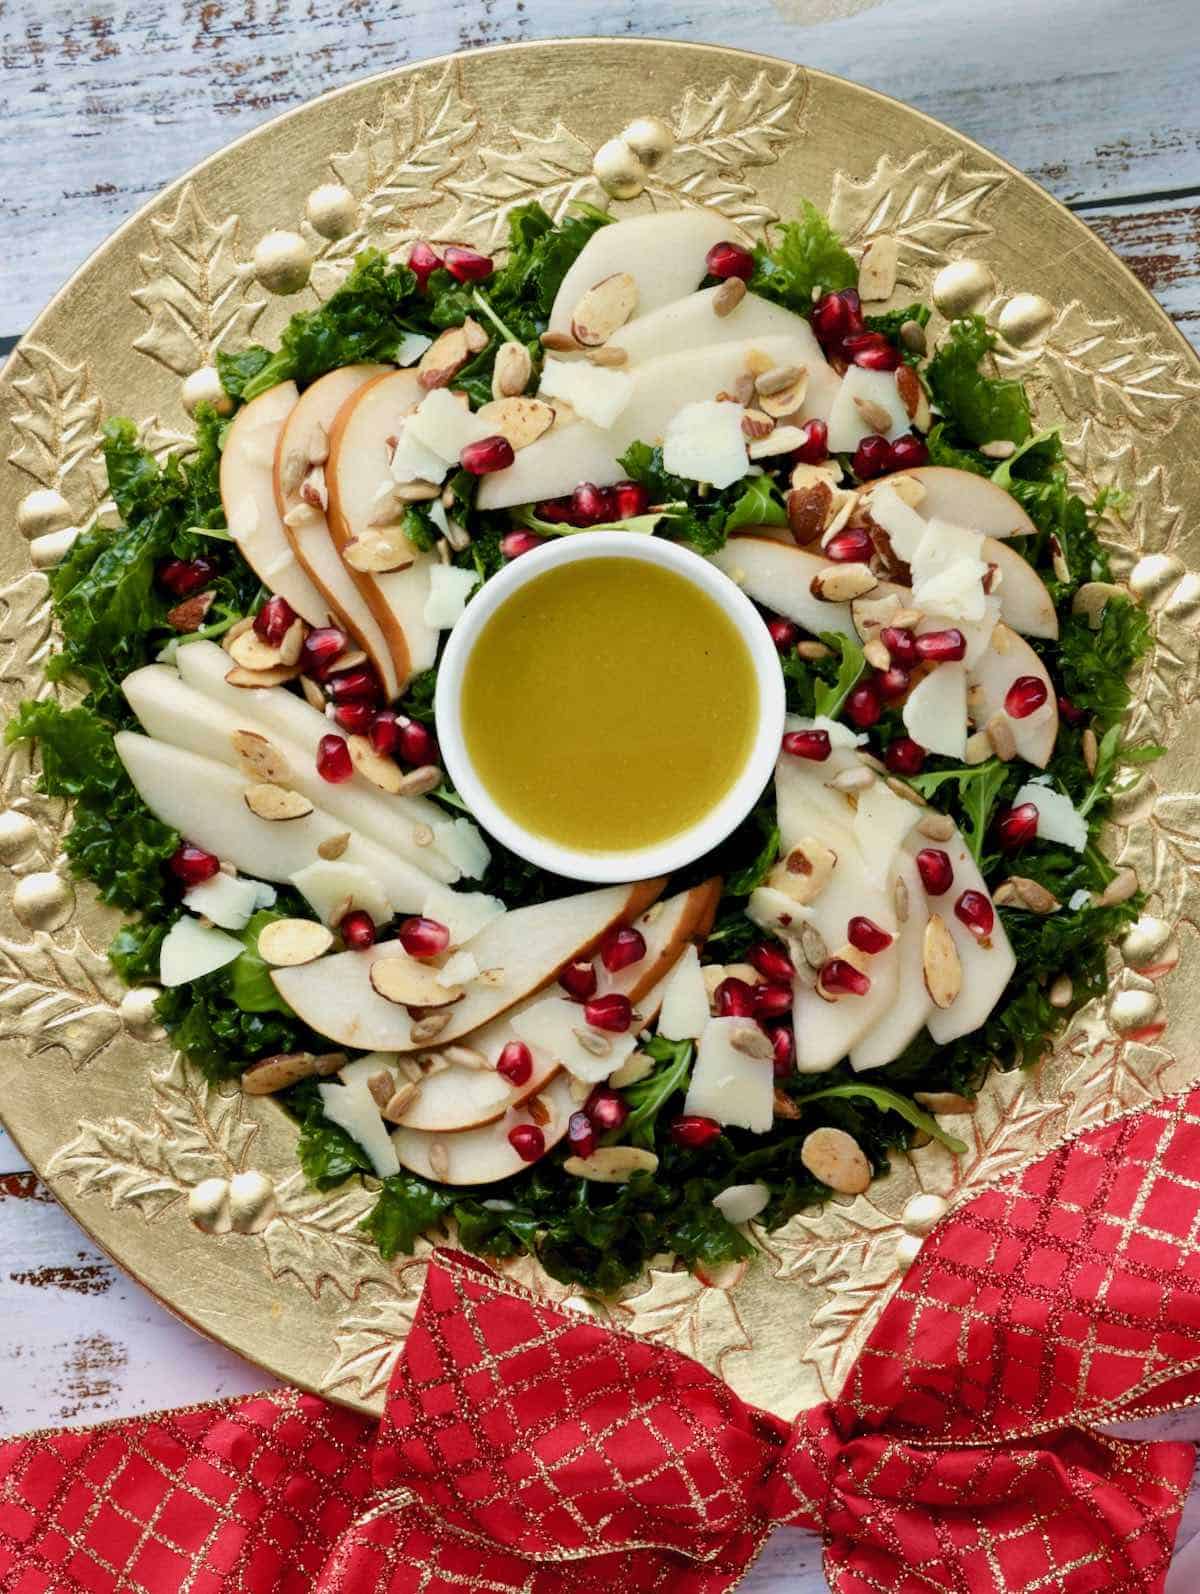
[9,199,1155,1294]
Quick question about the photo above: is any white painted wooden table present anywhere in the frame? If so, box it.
[3,2,1200,1586]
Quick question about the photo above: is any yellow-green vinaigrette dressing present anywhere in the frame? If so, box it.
[461,558,759,853]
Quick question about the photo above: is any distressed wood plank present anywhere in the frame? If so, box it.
[1079,195,1200,340]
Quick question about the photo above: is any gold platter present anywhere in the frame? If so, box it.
[2,38,1198,1420]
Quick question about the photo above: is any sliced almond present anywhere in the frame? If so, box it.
[857,235,899,302]
[257,918,334,967]
[609,1050,655,1088]
[278,617,307,667]
[758,369,808,418]
[398,764,442,797]
[283,501,321,529]
[800,1127,871,1195]
[1048,974,1074,1008]
[492,341,533,399]
[317,832,351,861]
[563,1146,659,1184]
[853,396,894,435]
[916,812,955,842]
[993,876,1060,914]
[475,397,555,451]
[232,728,291,785]
[895,364,922,421]
[370,958,464,1009]
[346,734,403,794]
[713,277,747,318]
[811,562,877,602]
[771,838,837,906]
[863,638,890,671]
[241,1050,344,1094]
[300,465,328,511]
[418,325,472,390]
[228,628,284,671]
[571,272,638,346]
[223,616,255,652]
[539,329,580,353]
[749,424,808,460]
[301,677,326,711]
[166,591,215,633]
[226,662,302,689]
[1071,581,1128,629]
[922,915,961,1009]
[588,345,628,367]
[741,408,775,440]
[913,1090,975,1115]
[344,533,415,574]
[244,783,314,821]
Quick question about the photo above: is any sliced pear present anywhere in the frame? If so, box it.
[547,210,745,334]
[775,736,863,852]
[115,732,441,913]
[849,853,932,1071]
[984,539,1058,640]
[273,364,400,699]
[391,1070,576,1184]
[890,467,1038,539]
[713,536,858,640]
[123,656,458,883]
[271,878,665,1052]
[594,876,720,997]
[159,916,244,987]
[326,369,439,689]
[967,624,1058,768]
[511,995,640,1085]
[825,367,910,453]
[852,778,924,890]
[903,662,968,761]
[219,382,330,627]
[474,421,624,511]
[290,859,392,927]
[918,833,1015,1044]
[684,1016,774,1132]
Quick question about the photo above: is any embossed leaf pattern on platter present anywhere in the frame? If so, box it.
[258,1173,395,1301]
[442,124,604,251]
[0,573,67,850]
[0,930,126,1072]
[1060,995,1174,1136]
[613,1267,752,1378]
[7,346,106,515]
[321,1266,427,1400]
[828,150,1003,278]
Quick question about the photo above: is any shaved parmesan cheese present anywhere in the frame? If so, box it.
[684,1016,774,1133]
[432,817,490,880]
[389,425,450,487]
[421,884,506,947]
[394,332,433,367]
[865,480,928,563]
[160,916,244,986]
[1012,781,1088,852]
[910,519,990,623]
[903,662,968,760]
[319,1065,400,1178]
[853,780,923,887]
[439,949,479,988]
[657,945,711,1041]
[406,388,491,465]
[747,886,814,938]
[539,358,633,428]
[291,860,392,927]
[662,400,748,489]
[825,366,908,453]
[423,564,480,629]
[924,595,1000,668]
[511,994,638,1084]
[183,872,276,930]
[712,1183,770,1224]
[1069,888,1092,911]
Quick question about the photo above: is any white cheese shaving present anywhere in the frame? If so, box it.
[423,564,480,629]
[182,873,276,930]
[510,995,637,1085]
[438,949,480,988]
[405,388,492,465]
[538,358,633,428]
[902,662,968,760]
[421,884,506,947]
[910,518,990,623]
[319,1060,400,1178]
[865,480,928,563]
[656,945,711,1041]
[394,331,433,367]
[432,817,490,880]
[389,425,451,487]
[290,860,392,928]
[712,1183,770,1224]
[1068,888,1093,911]
[1012,781,1088,852]
[159,917,244,987]
[662,400,748,490]
[684,1016,773,1133]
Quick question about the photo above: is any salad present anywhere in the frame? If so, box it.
[9,198,1155,1294]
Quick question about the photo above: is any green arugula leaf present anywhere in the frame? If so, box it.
[749,201,858,310]
[229,908,299,1014]
[909,759,1010,863]
[927,316,1032,448]
[811,634,866,720]
[621,1038,694,1150]
[721,474,789,533]
[795,1081,968,1154]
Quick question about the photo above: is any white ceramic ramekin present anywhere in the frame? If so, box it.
[435,531,785,884]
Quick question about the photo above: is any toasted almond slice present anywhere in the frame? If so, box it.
[167,591,216,633]
[226,662,302,688]
[993,876,1060,914]
[475,397,555,450]
[564,1146,659,1183]
[283,501,321,529]
[853,395,894,434]
[571,272,638,346]
[863,638,890,671]
[787,482,834,545]
[758,370,809,418]
[964,730,993,765]
[228,628,284,671]
[241,1050,344,1094]
[741,407,774,440]
[232,728,291,785]
[257,918,334,967]
[317,832,351,860]
[418,325,472,390]
[278,617,307,667]
[300,465,329,511]
[346,734,403,794]
[749,424,808,459]
[222,616,255,652]
[895,364,927,425]
[811,562,877,602]
[713,277,747,317]
[244,783,314,821]
[922,915,961,1009]
[492,341,533,399]
[913,1090,975,1115]
[462,317,488,354]
[857,235,899,302]
[800,1127,871,1195]
[370,958,464,1008]
[344,534,415,574]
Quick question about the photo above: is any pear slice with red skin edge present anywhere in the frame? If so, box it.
[888,467,1038,539]
[271,878,665,1052]
[849,851,933,1071]
[916,830,1015,1045]
[712,536,858,641]
[219,382,330,627]
[273,363,400,700]
[325,368,439,691]
[967,623,1059,767]
[391,1069,577,1184]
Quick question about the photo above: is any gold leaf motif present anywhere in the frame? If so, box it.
[442,124,604,251]
[0,929,125,1071]
[257,1173,394,1301]
[829,151,1004,278]
[131,183,267,376]
[614,1267,751,1376]
[7,345,105,513]
[0,576,65,857]
[1060,992,1174,1134]
[322,1265,427,1400]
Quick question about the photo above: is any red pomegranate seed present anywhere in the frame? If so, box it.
[583,993,633,1033]
[885,736,926,775]
[748,942,794,982]
[368,709,400,756]
[848,916,893,954]
[877,665,911,702]
[408,240,442,291]
[845,680,882,728]
[1005,675,1049,719]
[571,481,615,524]
[159,556,218,598]
[819,958,871,997]
[770,1024,795,1077]
[168,842,220,885]
[754,982,793,1020]
[253,594,296,646]
[995,802,1039,853]
[916,848,954,896]
[533,497,576,525]
[881,626,918,668]
[782,728,831,761]
[706,240,755,281]
[599,925,646,974]
[300,626,347,679]
[559,959,598,1000]
[397,716,438,767]
[1058,695,1087,728]
[398,916,450,958]
[497,1041,533,1086]
[767,617,800,651]
[715,977,756,1018]
[890,433,929,470]
[461,434,514,475]
[327,665,382,704]
[501,530,545,560]
[567,1112,596,1159]
[333,700,374,735]
[824,525,874,563]
[443,245,494,284]
[671,1115,722,1149]
[585,1087,630,1132]
[955,890,995,941]
[853,435,894,481]
[811,289,864,354]
[792,418,829,465]
[843,331,900,371]
[339,910,376,950]
[612,479,650,519]
[316,733,353,783]
[914,629,967,663]
[508,1123,545,1163]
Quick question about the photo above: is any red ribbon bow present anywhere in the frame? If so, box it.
[5,1091,1200,1593]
